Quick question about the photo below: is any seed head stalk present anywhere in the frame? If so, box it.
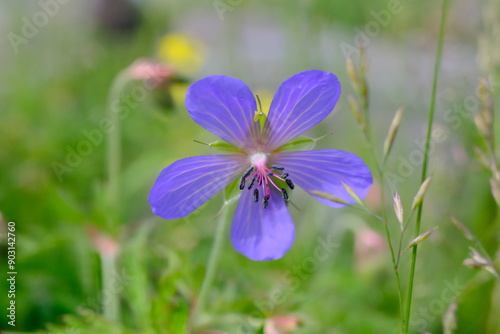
[347,47,405,329]
[404,0,450,332]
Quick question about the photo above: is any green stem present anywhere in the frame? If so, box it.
[378,172,405,330]
[356,52,405,330]
[192,205,231,325]
[403,0,450,332]
[101,254,119,323]
[106,71,130,219]
[396,210,416,267]
[102,70,130,323]
[358,85,405,330]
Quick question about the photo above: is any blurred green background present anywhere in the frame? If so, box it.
[1,0,499,333]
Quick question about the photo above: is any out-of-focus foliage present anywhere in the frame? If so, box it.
[0,0,499,333]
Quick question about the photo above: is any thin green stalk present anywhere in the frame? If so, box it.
[404,0,450,332]
[359,90,405,330]
[396,210,417,267]
[355,55,405,329]
[378,171,405,330]
[107,71,130,217]
[102,70,130,323]
[101,254,119,323]
[192,205,231,325]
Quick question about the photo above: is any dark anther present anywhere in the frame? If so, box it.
[263,196,269,209]
[243,166,254,179]
[271,164,285,171]
[253,189,259,202]
[247,176,256,190]
[267,171,274,176]
[281,188,289,201]
[239,178,245,190]
[282,173,289,179]
[286,179,295,190]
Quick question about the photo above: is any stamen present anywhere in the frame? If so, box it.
[281,188,289,201]
[242,153,293,207]
[267,173,282,192]
[263,195,269,208]
[247,176,256,190]
[253,189,259,202]
[243,166,254,179]
[273,174,286,182]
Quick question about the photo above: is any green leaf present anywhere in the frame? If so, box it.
[208,140,242,153]
[275,136,316,152]
[224,178,242,206]
[167,298,189,334]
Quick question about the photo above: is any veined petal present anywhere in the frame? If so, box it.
[231,187,295,261]
[185,75,260,151]
[264,70,341,151]
[273,150,372,208]
[149,155,248,219]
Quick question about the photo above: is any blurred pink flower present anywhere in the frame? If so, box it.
[88,227,119,258]
[264,315,300,334]
[365,180,381,210]
[354,227,386,266]
[128,58,174,87]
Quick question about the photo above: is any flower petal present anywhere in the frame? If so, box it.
[185,75,260,151]
[264,70,341,151]
[231,187,295,261]
[273,149,372,208]
[149,155,247,219]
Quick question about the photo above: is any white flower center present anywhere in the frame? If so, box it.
[240,152,293,209]
[249,152,268,168]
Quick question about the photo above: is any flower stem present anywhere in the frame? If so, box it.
[403,0,450,332]
[101,253,119,323]
[107,70,130,219]
[379,177,405,329]
[192,205,231,326]
[102,69,130,323]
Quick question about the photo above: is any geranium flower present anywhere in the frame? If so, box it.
[149,70,372,261]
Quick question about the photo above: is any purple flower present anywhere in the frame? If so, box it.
[149,70,373,261]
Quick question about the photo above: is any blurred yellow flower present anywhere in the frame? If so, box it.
[157,33,206,75]
[170,82,190,108]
